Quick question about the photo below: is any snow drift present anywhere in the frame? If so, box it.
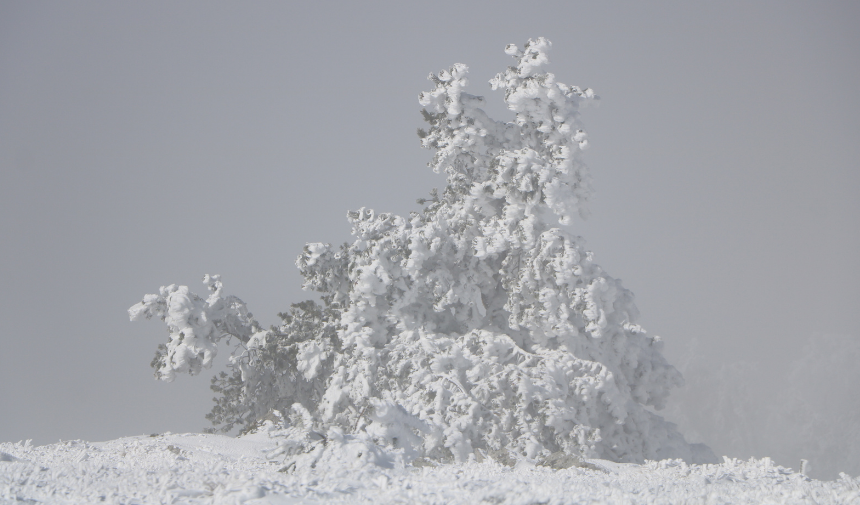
[2,431,857,504]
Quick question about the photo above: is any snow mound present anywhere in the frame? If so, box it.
[2,433,858,504]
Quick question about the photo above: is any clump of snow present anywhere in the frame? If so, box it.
[2,433,858,504]
[129,274,259,381]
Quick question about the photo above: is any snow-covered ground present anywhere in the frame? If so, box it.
[2,432,858,504]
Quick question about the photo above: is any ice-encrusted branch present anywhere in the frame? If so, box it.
[129,275,259,381]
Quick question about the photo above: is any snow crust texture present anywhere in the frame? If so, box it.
[2,433,858,505]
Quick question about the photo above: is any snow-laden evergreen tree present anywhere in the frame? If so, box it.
[130,38,715,465]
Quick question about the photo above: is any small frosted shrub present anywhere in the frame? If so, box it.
[131,38,714,465]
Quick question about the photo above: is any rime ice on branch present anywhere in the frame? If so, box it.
[131,38,715,465]
[128,274,258,382]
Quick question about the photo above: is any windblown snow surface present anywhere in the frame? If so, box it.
[2,430,858,504]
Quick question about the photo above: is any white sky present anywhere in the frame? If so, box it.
[1,0,858,477]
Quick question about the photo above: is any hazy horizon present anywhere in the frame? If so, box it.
[1,1,858,479]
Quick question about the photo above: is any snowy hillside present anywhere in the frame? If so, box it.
[2,431,858,504]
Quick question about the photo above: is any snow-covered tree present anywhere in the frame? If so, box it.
[130,38,714,465]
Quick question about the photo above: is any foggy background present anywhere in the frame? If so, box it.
[1,1,857,479]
